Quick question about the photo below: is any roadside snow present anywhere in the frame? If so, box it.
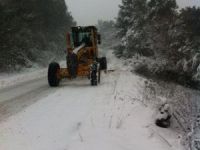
[0,69,47,90]
[0,51,183,150]
[0,61,66,90]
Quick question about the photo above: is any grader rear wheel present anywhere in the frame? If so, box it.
[48,62,60,87]
[98,68,101,83]
[91,69,98,86]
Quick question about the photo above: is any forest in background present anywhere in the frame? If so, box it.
[113,0,200,89]
[0,0,75,71]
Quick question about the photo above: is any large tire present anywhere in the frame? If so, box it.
[100,57,107,70]
[98,68,101,83]
[90,63,98,86]
[48,62,60,87]
[91,71,97,86]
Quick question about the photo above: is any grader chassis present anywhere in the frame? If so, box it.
[48,26,107,87]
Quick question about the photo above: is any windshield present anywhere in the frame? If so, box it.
[72,31,92,47]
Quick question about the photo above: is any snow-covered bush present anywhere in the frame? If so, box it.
[155,103,172,128]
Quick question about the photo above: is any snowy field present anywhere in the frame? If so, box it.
[0,51,184,150]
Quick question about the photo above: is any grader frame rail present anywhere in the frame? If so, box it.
[48,26,107,87]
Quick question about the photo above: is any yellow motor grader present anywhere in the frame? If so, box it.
[48,26,107,87]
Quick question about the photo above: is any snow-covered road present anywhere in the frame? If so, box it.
[0,52,183,150]
[0,76,57,122]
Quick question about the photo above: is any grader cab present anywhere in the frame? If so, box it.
[48,26,107,87]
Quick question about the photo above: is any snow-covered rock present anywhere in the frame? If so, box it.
[155,103,172,128]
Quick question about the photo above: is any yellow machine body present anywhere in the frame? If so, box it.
[58,26,100,79]
[48,26,107,87]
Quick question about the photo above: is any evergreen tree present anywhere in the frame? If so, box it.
[147,0,178,58]
[116,0,134,37]
[116,0,149,57]
[97,20,117,48]
[171,7,200,74]
[0,0,76,71]
[114,0,200,88]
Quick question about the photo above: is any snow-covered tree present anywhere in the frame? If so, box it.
[116,0,135,37]
[170,7,200,76]
[0,0,76,71]
[115,0,200,87]
[147,0,178,58]
[116,0,150,57]
[97,20,118,48]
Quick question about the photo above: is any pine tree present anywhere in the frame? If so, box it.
[97,20,117,48]
[116,0,134,37]
[115,0,149,57]
[147,0,178,58]
[0,0,76,71]
[172,7,200,74]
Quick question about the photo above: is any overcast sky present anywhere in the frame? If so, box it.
[65,0,200,26]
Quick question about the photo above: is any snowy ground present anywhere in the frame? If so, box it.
[0,51,184,150]
[0,68,47,90]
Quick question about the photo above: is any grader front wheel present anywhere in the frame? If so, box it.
[48,62,60,87]
[90,63,100,86]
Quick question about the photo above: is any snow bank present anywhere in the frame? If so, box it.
[0,60,67,90]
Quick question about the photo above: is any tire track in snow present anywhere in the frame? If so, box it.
[0,77,58,122]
